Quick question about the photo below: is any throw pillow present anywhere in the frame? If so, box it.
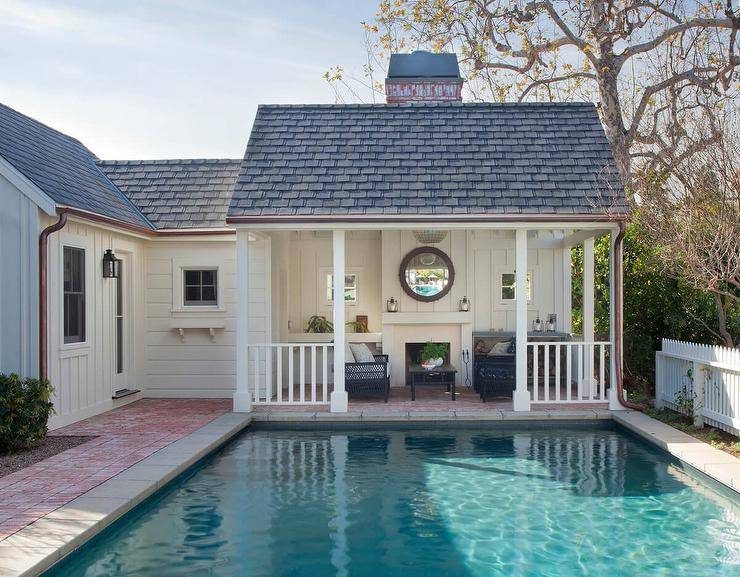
[349,343,375,363]
[488,341,512,355]
[345,343,355,363]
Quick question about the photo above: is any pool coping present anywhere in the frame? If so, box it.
[2,409,739,576]
[0,413,252,577]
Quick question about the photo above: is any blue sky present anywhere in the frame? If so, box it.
[0,0,379,159]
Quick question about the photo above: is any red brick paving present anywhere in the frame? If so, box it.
[0,399,231,541]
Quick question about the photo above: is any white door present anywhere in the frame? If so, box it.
[113,253,133,393]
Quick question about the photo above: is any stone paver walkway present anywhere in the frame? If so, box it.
[0,399,231,541]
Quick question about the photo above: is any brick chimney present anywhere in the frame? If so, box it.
[385,51,463,104]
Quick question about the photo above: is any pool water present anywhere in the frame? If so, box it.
[46,426,740,577]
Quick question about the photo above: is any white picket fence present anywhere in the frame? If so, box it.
[655,339,740,435]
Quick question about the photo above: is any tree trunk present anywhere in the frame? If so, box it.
[595,58,631,184]
[715,293,735,347]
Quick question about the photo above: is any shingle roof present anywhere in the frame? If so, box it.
[228,102,627,219]
[0,102,152,228]
[98,159,241,229]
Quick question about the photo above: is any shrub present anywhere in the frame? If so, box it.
[0,373,54,453]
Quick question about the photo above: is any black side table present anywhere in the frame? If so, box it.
[408,364,458,401]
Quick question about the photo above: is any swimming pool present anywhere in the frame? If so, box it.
[45,424,739,576]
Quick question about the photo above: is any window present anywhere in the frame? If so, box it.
[183,269,218,306]
[115,259,124,374]
[326,273,358,304]
[501,272,532,302]
[63,247,85,344]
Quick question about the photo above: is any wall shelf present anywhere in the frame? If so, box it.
[170,319,226,343]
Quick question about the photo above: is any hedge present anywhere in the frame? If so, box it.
[0,373,54,453]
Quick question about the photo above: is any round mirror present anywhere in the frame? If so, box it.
[399,247,455,302]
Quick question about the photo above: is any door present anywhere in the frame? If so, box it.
[113,253,133,394]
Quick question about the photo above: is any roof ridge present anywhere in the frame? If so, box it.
[256,101,596,109]
[97,158,242,165]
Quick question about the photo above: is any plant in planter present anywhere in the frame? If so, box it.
[421,341,448,369]
[306,315,334,333]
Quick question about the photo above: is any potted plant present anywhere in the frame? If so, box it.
[305,315,333,333]
[421,341,448,369]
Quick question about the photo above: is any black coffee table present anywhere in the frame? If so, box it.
[408,364,458,401]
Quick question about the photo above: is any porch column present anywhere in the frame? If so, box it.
[331,229,348,412]
[234,229,252,412]
[582,237,595,398]
[608,228,622,409]
[513,229,531,411]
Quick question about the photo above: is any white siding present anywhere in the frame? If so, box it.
[0,173,41,377]
[46,218,146,429]
[143,237,267,398]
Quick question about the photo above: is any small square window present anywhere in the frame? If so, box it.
[501,272,532,302]
[184,269,218,306]
[326,273,358,304]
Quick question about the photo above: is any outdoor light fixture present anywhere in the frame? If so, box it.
[459,296,470,312]
[386,297,398,312]
[412,230,448,244]
[102,249,121,279]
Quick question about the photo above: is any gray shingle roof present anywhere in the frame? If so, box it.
[98,159,241,229]
[0,102,152,228]
[228,102,627,219]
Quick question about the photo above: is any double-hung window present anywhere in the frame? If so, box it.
[63,246,86,344]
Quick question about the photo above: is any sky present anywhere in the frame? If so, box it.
[0,0,379,159]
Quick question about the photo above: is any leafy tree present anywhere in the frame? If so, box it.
[572,223,739,395]
[335,0,739,182]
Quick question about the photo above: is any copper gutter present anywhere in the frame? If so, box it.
[613,221,643,410]
[39,212,68,381]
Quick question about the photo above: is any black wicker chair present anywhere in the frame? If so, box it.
[474,354,515,401]
[345,354,390,402]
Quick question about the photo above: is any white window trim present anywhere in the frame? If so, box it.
[496,268,534,309]
[320,267,359,308]
[59,237,90,350]
[171,258,226,313]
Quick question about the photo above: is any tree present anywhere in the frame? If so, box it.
[345,1,738,182]
[633,111,740,346]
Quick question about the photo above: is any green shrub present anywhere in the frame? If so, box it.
[0,373,54,453]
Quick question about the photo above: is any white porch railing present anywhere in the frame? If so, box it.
[527,341,611,403]
[247,343,333,405]
[655,339,740,435]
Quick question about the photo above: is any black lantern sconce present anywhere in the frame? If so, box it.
[102,249,121,279]
[459,296,470,312]
[386,297,398,313]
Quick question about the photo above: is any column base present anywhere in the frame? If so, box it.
[608,386,624,411]
[512,387,530,412]
[330,391,349,413]
[233,391,252,413]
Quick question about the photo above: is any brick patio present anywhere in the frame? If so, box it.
[0,399,231,541]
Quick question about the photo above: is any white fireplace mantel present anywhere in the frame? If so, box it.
[382,312,473,325]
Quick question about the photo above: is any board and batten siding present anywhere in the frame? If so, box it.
[46,218,146,429]
[0,172,41,377]
[143,237,268,398]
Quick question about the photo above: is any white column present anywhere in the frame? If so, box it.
[608,228,622,409]
[330,229,348,412]
[514,229,531,411]
[234,229,252,412]
[582,237,595,398]
[562,231,572,333]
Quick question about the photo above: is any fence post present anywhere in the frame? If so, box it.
[692,360,705,428]
[654,353,664,409]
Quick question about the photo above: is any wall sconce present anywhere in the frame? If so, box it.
[459,296,470,312]
[102,249,121,279]
[386,297,398,313]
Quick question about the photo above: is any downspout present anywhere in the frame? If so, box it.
[614,221,644,410]
[39,211,68,381]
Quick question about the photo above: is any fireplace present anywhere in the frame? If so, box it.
[404,342,450,386]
